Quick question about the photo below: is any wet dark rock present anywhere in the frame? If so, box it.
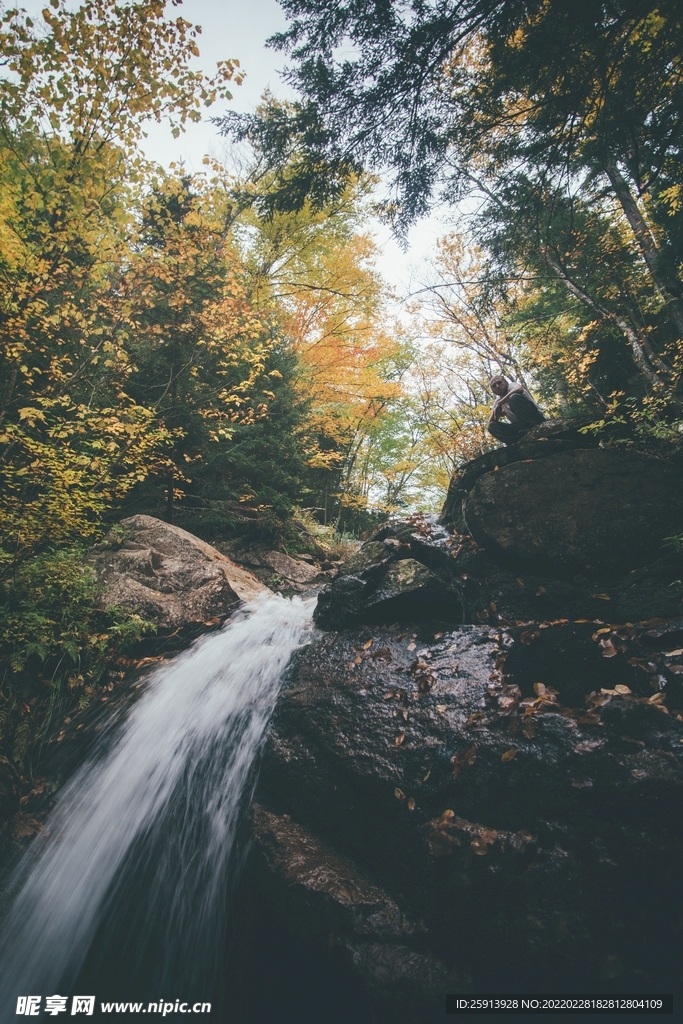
[256,621,683,1006]
[250,805,464,1012]
[86,515,267,631]
[465,449,683,578]
[440,431,597,531]
[257,441,683,1012]
[313,514,683,632]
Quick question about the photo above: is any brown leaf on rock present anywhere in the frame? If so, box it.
[363,638,373,649]
[574,739,605,754]
[395,731,406,746]
[521,630,540,645]
[533,682,547,696]
[470,838,489,855]
[438,809,455,826]
[383,689,396,700]
[394,787,406,801]
[511,830,534,852]
[501,749,519,762]
[591,593,611,600]
[407,797,416,811]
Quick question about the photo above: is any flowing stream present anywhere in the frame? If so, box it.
[0,593,314,1018]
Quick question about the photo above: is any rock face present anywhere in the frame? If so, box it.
[87,515,267,630]
[253,440,683,1018]
[313,513,683,631]
[255,618,683,1013]
[439,418,598,531]
[465,449,683,577]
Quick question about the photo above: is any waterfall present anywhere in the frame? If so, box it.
[0,593,313,1017]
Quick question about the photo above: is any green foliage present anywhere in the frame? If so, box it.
[0,547,154,771]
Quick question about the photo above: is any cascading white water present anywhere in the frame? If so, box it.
[0,593,313,1016]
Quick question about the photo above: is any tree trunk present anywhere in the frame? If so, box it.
[604,159,683,339]
[542,249,665,390]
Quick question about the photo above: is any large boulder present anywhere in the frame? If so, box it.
[313,519,462,630]
[254,619,683,1012]
[464,449,683,578]
[439,418,598,531]
[314,514,683,630]
[86,515,267,631]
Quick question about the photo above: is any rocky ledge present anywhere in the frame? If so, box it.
[251,434,683,1019]
[86,515,268,632]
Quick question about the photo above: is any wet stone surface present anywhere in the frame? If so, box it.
[255,615,683,1010]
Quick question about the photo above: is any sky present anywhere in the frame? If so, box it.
[136,0,447,301]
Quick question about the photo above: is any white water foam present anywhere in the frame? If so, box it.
[0,593,313,1012]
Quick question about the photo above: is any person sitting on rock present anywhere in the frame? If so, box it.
[488,376,545,444]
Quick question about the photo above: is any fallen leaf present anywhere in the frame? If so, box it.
[591,593,611,600]
[512,830,533,851]
[354,656,362,665]
[574,739,604,754]
[395,731,406,745]
[535,586,547,597]
[407,642,416,651]
[600,639,618,658]
[664,648,683,657]
[423,769,431,782]
[490,601,497,613]
[363,638,373,649]
[383,690,396,700]
[438,809,455,826]
[394,787,406,801]
[433,632,443,639]
[533,682,547,696]
[471,838,489,855]
[614,684,632,694]
[501,749,519,762]
[520,630,540,645]
[407,797,416,811]
[593,627,612,637]
[436,704,447,713]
